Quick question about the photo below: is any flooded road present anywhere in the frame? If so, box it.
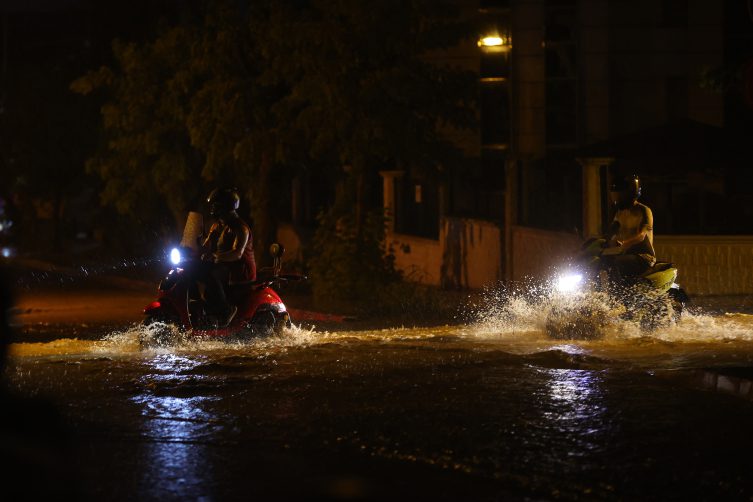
[4,302,753,500]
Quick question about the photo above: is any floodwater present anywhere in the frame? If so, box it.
[4,295,753,501]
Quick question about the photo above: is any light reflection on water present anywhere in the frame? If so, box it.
[133,354,221,500]
[542,369,608,450]
[547,369,600,412]
[4,308,753,500]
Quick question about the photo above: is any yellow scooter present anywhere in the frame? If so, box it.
[546,238,689,339]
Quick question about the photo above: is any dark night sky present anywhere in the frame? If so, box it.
[0,0,190,67]
[0,0,84,11]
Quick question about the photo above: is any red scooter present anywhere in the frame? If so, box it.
[142,213,304,345]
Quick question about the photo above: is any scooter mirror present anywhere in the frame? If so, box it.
[269,243,285,258]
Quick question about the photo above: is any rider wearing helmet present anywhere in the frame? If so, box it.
[199,188,256,326]
[604,174,656,277]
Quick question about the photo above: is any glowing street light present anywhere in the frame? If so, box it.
[478,36,505,47]
[477,34,511,53]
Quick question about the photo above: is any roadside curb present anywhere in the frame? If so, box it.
[288,308,358,323]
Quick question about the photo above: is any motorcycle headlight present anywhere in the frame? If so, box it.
[555,273,583,294]
[170,247,182,266]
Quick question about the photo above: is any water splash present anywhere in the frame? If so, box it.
[646,311,753,343]
[102,322,323,355]
[466,279,753,344]
[7,274,753,366]
[7,319,482,362]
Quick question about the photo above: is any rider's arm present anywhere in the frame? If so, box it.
[606,219,620,247]
[201,223,220,252]
[620,206,653,251]
[213,224,250,263]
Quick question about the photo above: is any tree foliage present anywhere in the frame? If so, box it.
[72,31,201,231]
[74,0,477,292]
[72,2,284,251]
[261,0,476,179]
[308,207,399,304]
[0,51,99,249]
[258,0,477,300]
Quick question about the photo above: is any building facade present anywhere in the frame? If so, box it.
[381,0,753,294]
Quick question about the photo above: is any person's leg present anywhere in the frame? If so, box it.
[210,264,238,325]
[189,261,216,311]
[612,254,650,278]
[208,264,231,314]
[192,262,236,324]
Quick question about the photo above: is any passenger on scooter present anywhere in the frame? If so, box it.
[603,174,656,278]
[199,188,256,326]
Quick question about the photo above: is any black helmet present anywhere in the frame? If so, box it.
[207,188,240,217]
[610,174,641,200]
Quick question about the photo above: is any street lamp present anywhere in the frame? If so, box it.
[477,34,511,52]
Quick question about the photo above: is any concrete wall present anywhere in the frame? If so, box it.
[283,219,753,295]
[390,217,503,290]
[389,233,442,285]
[654,236,753,295]
[441,217,503,290]
[510,226,582,282]
[510,226,753,295]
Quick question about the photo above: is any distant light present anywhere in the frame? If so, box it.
[1,247,11,258]
[478,36,505,47]
[170,248,182,266]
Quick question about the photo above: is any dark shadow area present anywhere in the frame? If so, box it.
[0,264,82,500]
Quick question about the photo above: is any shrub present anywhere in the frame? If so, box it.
[308,208,400,310]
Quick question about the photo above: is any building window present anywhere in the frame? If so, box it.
[660,0,688,28]
[666,77,688,121]
[395,174,439,239]
[480,83,510,147]
[545,2,578,148]
[546,80,577,146]
[479,0,510,11]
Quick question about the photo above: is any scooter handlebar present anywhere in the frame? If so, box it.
[241,274,307,288]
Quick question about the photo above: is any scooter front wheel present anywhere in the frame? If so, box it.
[667,288,688,323]
[240,311,291,339]
[141,316,179,348]
[276,312,292,335]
